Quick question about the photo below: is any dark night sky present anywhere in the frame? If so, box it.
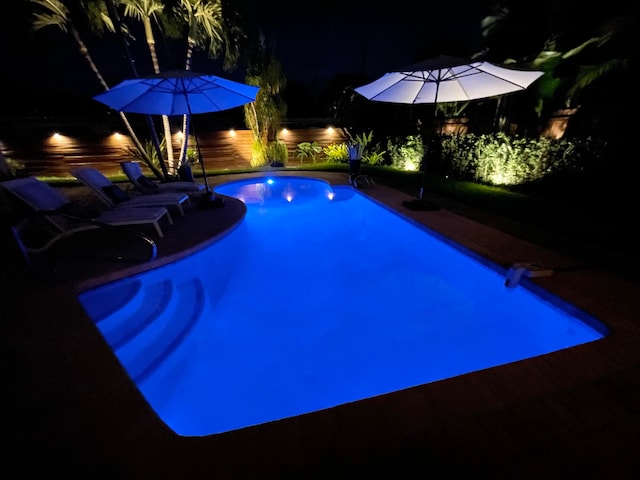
[254,2,492,86]
[0,1,493,113]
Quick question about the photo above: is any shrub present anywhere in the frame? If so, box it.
[250,139,268,167]
[323,143,349,163]
[440,132,608,186]
[266,140,288,165]
[295,141,323,164]
[363,149,386,165]
[387,135,424,171]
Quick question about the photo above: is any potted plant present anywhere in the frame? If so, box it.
[347,130,373,163]
[267,140,288,168]
[347,142,363,161]
[177,147,198,182]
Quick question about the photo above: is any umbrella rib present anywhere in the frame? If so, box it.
[451,64,538,89]
[477,69,536,89]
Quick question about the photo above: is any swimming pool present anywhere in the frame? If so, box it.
[78,176,607,437]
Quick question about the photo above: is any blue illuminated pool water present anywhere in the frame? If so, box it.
[78,176,607,437]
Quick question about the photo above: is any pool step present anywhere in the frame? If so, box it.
[96,279,174,349]
[79,279,143,323]
[115,278,205,383]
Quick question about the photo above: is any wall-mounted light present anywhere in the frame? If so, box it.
[104,131,128,148]
[47,132,73,147]
[229,129,236,137]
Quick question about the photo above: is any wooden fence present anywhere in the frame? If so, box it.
[0,127,348,178]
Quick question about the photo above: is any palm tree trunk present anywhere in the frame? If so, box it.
[73,27,167,178]
[178,43,196,168]
[142,20,176,176]
[104,0,167,179]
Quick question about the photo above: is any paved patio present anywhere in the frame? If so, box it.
[4,171,640,478]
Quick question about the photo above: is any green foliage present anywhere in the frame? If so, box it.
[440,132,608,186]
[244,45,287,146]
[177,144,199,167]
[347,130,379,162]
[295,141,323,164]
[363,131,606,188]
[386,135,424,171]
[481,4,634,118]
[185,147,199,166]
[353,130,373,149]
[250,138,268,167]
[322,143,349,163]
[127,138,158,164]
[126,138,167,180]
[363,150,386,165]
[266,140,288,163]
[363,130,601,187]
[436,102,470,118]
[3,156,25,174]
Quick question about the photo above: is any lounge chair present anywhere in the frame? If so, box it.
[1,176,168,281]
[0,176,172,247]
[120,161,206,196]
[348,159,374,188]
[71,167,190,216]
[1,176,172,239]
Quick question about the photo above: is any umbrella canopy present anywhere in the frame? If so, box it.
[93,70,259,204]
[354,55,544,104]
[353,55,544,206]
[93,70,260,115]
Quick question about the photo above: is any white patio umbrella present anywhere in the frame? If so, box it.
[93,70,259,206]
[354,55,544,104]
[354,55,544,204]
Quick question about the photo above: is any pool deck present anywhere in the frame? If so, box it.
[5,171,640,478]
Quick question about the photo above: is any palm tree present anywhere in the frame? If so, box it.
[119,0,177,175]
[99,0,166,179]
[244,36,287,167]
[168,0,244,168]
[171,0,222,168]
[29,0,155,172]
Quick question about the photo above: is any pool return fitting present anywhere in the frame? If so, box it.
[505,262,555,288]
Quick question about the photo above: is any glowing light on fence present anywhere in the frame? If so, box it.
[104,132,129,149]
[46,132,73,148]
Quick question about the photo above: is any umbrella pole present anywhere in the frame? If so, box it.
[419,131,429,201]
[191,121,211,194]
[405,109,440,211]
[185,100,211,194]
[189,116,223,209]
[146,116,170,180]
[418,112,437,202]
